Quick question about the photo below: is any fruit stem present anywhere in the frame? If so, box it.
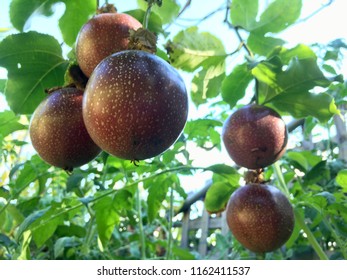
[143,1,154,29]
[136,184,147,259]
[255,78,260,105]
[165,186,174,260]
[294,208,329,260]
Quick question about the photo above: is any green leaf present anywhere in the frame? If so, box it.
[230,0,302,34]
[58,0,96,46]
[166,26,225,72]
[230,0,259,30]
[252,56,282,90]
[254,0,302,34]
[10,155,50,195]
[191,62,225,106]
[66,173,84,193]
[221,63,253,108]
[94,196,119,248]
[316,191,336,205]
[0,79,6,92]
[12,162,38,195]
[204,182,234,213]
[247,32,286,56]
[0,233,13,248]
[17,231,32,260]
[270,90,339,123]
[137,0,180,24]
[322,64,337,75]
[0,110,27,138]
[126,9,164,34]
[15,208,46,242]
[273,44,317,63]
[147,175,173,223]
[336,170,347,192]
[0,188,10,200]
[14,201,65,247]
[286,151,310,171]
[56,224,86,238]
[54,237,78,259]
[10,0,96,46]
[31,205,64,247]
[206,164,237,174]
[206,164,241,186]
[113,189,134,211]
[171,246,195,260]
[253,57,339,122]
[303,161,329,185]
[231,0,301,56]
[323,50,339,61]
[17,197,41,216]
[0,31,68,114]
[184,119,223,149]
[9,0,45,31]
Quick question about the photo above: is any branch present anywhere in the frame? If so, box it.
[176,0,192,19]
[296,0,335,24]
[177,5,226,25]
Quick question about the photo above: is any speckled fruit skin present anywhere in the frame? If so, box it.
[222,104,288,169]
[82,50,188,161]
[226,184,294,253]
[76,13,142,77]
[29,88,101,170]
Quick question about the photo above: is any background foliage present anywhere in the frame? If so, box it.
[0,0,347,260]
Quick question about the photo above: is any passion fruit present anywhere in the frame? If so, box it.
[29,87,101,171]
[82,50,188,161]
[222,104,288,169]
[226,183,294,253]
[76,13,142,77]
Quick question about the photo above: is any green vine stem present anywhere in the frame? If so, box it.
[136,184,147,259]
[81,215,96,254]
[233,27,254,59]
[273,161,329,260]
[298,200,347,259]
[294,209,329,260]
[323,217,347,259]
[273,161,290,197]
[165,186,174,260]
[28,165,204,234]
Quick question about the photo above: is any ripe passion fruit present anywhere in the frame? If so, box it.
[82,50,188,161]
[29,87,101,171]
[222,104,288,169]
[226,183,294,253]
